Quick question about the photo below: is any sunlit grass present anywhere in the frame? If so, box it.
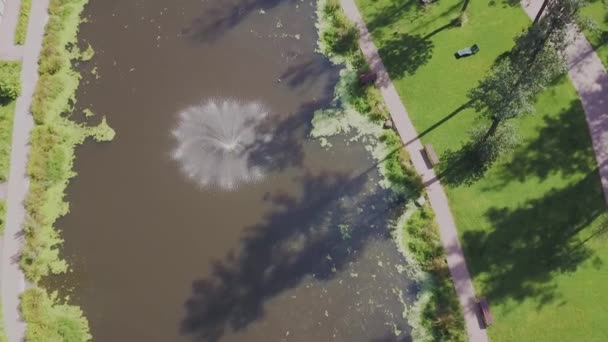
[356,0,608,341]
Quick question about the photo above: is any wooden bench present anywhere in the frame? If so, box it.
[478,298,494,327]
[424,144,439,167]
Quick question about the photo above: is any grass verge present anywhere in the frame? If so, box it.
[0,298,5,342]
[18,0,115,340]
[356,0,608,341]
[14,0,32,45]
[581,0,608,68]
[314,1,463,340]
[0,100,16,182]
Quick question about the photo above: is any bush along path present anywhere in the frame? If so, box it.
[0,0,49,340]
[521,0,608,205]
[335,0,488,340]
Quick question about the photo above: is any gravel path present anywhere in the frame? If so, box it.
[522,0,608,205]
[0,0,49,341]
[337,0,488,341]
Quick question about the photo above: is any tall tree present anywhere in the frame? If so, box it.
[468,0,585,143]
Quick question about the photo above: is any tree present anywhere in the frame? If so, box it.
[468,0,584,143]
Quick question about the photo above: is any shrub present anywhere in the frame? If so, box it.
[0,62,22,100]
[403,206,466,342]
[21,288,91,342]
[14,0,32,45]
[380,130,424,197]
[321,0,359,57]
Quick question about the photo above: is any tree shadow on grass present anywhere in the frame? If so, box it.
[463,170,606,310]
[378,33,434,78]
[365,0,422,32]
[180,170,406,341]
[488,100,596,190]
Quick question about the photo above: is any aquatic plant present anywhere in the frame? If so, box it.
[172,99,270,190]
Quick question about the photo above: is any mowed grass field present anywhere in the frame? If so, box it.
[355,0,608,341]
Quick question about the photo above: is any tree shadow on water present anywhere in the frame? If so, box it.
[378,33,434,78]
[463,171,606,310]
[180,170,405,341]
[182,0,297,43]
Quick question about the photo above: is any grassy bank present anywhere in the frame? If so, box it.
[19,0,114,340]
[14,0,32,45]
[394,206,465,341]
[581,0,608,67]
[356,0,608,341]
[21,288,91,342]
[314,1,463,340]
[0,61,21,181]
[0,100,16,182]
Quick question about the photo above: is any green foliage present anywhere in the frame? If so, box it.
[14,0,32,45]
[0,100,17,182]
[320,0,359,58]
[380,130,423,197]
[0,298,6,342]
[469,121,519,167]
[80,43,94,61]
[23,0,114,283]
[0,62,22,101]
[0,201,6,235]
[401,206,466,342]
[21,288,91,342]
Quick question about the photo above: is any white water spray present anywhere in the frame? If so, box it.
[172,99,270,190]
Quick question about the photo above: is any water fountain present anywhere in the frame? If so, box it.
[172,99,270,190]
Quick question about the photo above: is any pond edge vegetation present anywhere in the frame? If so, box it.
[314,1,465,341]
[20,0,115,340]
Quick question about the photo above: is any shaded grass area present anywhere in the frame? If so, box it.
[581,0,608,68]
[397,206,465,342]
[356,0,608,341]
[19,0,114,340]
[14,0,32,45]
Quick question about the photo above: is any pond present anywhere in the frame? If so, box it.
[46,0,418,341]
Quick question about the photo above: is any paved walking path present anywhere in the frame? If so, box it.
[522,0,608,205]
[338,0,488,341]
[0,0,49,340]
[0,0,23,60]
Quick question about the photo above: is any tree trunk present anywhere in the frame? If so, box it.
[483,117,501,142]
[533,0,551,24]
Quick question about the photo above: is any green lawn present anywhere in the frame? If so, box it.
[0,100,15,182]
[581,0,608,68]
[356,0,608,341]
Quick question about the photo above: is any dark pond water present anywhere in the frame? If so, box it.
[47,0,418,341]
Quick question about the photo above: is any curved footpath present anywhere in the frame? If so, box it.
[521,0,608,205]
[338,0,488,341]
[0,0,50,341]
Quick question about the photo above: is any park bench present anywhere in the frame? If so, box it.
[455,44,480,59]
[424,144,439,167]
[358,72,377,86]
[478,298,494,327]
